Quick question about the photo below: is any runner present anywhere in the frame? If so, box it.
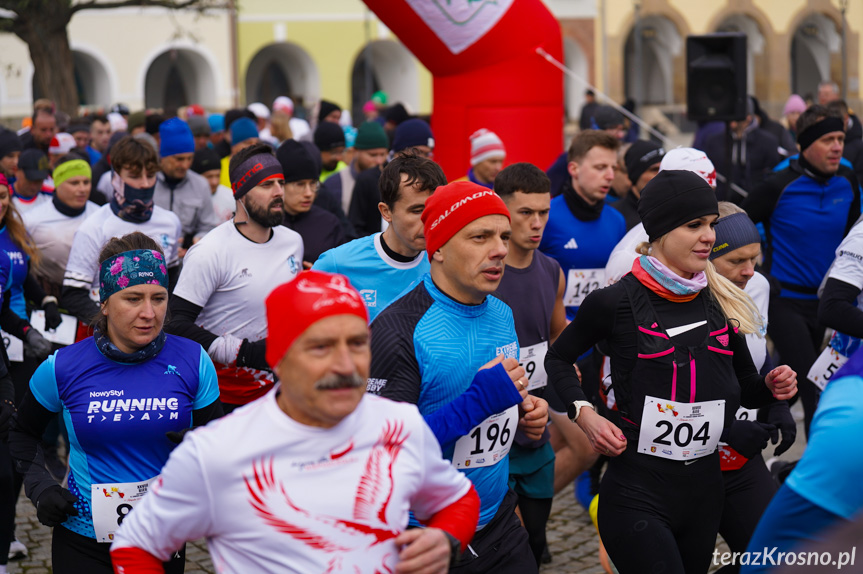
[546,169,797,574]
[711,203,797,574]
[494,163,566,566]
[9,232,221,574]
[110,270,480,574]
[368,181,547,573]
[741,346,863,574]
[61,136,182,325]
[743,104,860,435]
[166,142,303,412]
[23,156,99,297]
[313,151,445,321]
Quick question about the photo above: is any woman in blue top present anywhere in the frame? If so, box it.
[9,231,222,574]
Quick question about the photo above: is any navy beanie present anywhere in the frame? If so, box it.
[277,140,321,183]
[391,118,434,153]
[314,122,346,151]
[159,118,195,157]
[0,129,22,158]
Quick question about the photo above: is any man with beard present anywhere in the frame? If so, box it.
[61,136,182,324]
[166,143,304,412]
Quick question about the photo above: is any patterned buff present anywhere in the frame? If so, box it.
[94,326,166,364]
[111,172,156,223]
[265,270,368,368]
[99,249,169,303]
[631,255,708,303]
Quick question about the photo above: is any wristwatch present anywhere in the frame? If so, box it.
[568,400,595,423]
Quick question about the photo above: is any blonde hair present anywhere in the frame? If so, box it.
[635,240,764,336]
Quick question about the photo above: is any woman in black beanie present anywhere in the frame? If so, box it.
[545,170,798,574]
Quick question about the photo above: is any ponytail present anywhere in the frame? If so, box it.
[704,262,764,336]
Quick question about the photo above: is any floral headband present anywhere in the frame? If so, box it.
[99,249,169,302]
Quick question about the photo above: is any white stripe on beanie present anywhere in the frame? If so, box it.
[470,129,506,166]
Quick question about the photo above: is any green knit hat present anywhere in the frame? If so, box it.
[354,121,389,150]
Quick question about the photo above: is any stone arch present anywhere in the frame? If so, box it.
[244,42,320,109]
[70,47,114,107]
[623,15,683,105]
[351,40,419,123]
[143,46,217,110]
[790,12,841,99]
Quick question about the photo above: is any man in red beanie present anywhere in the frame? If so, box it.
[112,270,481,574]
[368,181,548,573]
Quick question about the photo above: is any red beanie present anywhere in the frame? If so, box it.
[422,181,511,261]
[265,270,369,368]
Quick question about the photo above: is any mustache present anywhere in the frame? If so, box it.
[314,373,365,390]
[270,197,284,209]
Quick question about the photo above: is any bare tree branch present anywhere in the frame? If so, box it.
[70,0,227,16]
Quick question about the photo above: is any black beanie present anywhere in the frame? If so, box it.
[191,148,221,175]
[625,140,665,186]
[314,122,346,151]
[0,128,22,158]
[637,170,718,242]
[277,139,321,183]
[318,100,341,124]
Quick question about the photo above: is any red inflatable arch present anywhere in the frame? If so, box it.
[362,0,564,180]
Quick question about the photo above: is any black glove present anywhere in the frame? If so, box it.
[765,401,797,456]
[43,301,62,331]
[721,419,777,459]
[36,485,79,527]
[237,338,268,371]
[166,427,192,444]
[24,328,53,361]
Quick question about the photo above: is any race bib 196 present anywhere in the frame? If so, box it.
[564,268,605,308]
[808,346,849,391]
[452,406,518,469]
[519,341,548,391]
[91,477,157,543]
[637,396,725,461]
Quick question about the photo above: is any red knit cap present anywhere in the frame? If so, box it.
[422,181,511,261]
[265,270,369,368]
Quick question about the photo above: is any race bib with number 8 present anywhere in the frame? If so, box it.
[91,477,157,543]
[452,406,518,469]
[519,341,548,391]
[808,346,849,391]
[637,396,725,461]
[564,268,605,308]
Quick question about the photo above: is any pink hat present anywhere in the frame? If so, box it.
[49,133,76,155]
[363,101,376,114]
[469,129,505,166]
[784,94,807,116]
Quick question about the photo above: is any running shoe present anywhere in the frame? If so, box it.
[8,538,27,561]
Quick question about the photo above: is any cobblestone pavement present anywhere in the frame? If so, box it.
[8,404,806,573]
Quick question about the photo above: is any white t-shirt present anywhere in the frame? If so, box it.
[63,204,182,298]
[111,391,471,573]
[605,222,647,284]
[23,199,100,290]
[211,185,235,223]
[12,191,52,214]
[744,271,770,372]
[826,222,863,308]
[173,221,303,403]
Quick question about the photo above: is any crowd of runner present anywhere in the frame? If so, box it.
[0,82,857,573]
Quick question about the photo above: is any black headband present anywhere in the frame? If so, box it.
[797,116,845,152]
[709,212,761,260]
[230,153,283,199]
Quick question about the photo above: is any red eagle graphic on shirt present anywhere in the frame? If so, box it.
[244,420,410,573]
